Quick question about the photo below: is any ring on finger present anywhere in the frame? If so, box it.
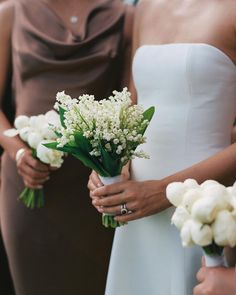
[120,203,129,215]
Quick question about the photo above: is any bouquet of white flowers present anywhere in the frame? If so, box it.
[4,110,64,208]
[166,179,236,267]
[45,88,155,228]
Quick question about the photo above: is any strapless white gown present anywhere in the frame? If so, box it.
[105,43,236,295]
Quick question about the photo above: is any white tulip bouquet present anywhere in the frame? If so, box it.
[45,88,155,228]
[166,179,236,267]
[4,110,64,208]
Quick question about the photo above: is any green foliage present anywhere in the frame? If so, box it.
[59,106,66,128]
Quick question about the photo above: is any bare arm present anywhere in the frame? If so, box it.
[0,2,50,188]
[0,1,25,160]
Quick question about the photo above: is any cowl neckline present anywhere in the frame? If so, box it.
[36,0,112,40]
[15,0,125,45]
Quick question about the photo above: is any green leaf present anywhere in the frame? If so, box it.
[59,106,66,128]
[100,145,120,176]
[141,106,155,135]
[74,132,93,152]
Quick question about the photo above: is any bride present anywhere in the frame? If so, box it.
[88,0,236,294]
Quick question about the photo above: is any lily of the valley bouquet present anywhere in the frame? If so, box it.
[45,88,155,228]
[4,111,64,208]
[166,179,236,267]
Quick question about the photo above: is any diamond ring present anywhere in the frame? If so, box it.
[120,203,128,215]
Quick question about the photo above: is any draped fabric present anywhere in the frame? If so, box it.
[0,1,126,294]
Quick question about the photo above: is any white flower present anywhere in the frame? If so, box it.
[37,140,64,168]
[212,210,236,247]
[180,220,194,247]
[201,185,230,211]
[166,182,186,207]
[171,206,190,230]
[184,179,199,189]
[19,127,31,142]
[190,220,213,246]
[200,180,220,189]
[29,115,47,131]
[182,188,202,212]
[28,132,44,149]
[191,197,219,223]
[14,115,29,130]
[4,128,19,137]
[41,124,57,140]
[45,110,61,127]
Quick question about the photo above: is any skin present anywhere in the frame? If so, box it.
[0,0,133,189]
[193,259,236,295]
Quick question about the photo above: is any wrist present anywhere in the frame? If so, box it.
[148,179,171,209]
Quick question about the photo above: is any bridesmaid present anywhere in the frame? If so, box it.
[0,0,134,294]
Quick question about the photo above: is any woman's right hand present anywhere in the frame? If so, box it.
[16,148,50,189]
[88,167,130,211]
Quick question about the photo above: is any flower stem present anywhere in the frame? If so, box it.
[19,187,45,209]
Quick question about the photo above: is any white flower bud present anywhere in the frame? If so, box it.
[45,110,61,127]
[191,197,218,223]
[171,206,190,230]
[28,132,43,149]
[14,115,29,130]
[37,140,64,168]
[166,182,186,207]
[202,185,230,211]
[180,220,194,247]
[4,128,19,137]
[183,179,199,189]
[212,210,236,247]
[190,220,213,246]
[200,180,220,189]
[19,127,31,142]
[182,188,202,212]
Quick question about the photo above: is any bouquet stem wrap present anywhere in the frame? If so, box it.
[99,175,126,228]
[203,253,226,267]
[203,244,227,267]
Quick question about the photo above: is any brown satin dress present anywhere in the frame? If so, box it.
[0,1,126,294]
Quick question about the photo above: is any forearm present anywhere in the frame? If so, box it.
[163,144,236,188]
[0,111,26,160]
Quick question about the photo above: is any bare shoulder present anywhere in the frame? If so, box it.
[0,0,14,34]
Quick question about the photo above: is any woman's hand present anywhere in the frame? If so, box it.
[16,149,50,189]
[90,179,170,222]
[193,259,236,295]
[88,166,130,211]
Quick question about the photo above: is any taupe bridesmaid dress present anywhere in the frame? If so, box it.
[0,0,126,294]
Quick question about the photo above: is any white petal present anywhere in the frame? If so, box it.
[3,128,19,137]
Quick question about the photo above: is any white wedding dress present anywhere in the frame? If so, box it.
[105,44,236,295]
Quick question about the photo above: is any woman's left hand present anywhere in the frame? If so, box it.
[91,180,170,222]
[193,259,236,295]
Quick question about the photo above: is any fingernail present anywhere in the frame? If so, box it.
[46,176,50,181]
[37,185,43,189]
[92,200,98,205]
[97,183,103,187]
